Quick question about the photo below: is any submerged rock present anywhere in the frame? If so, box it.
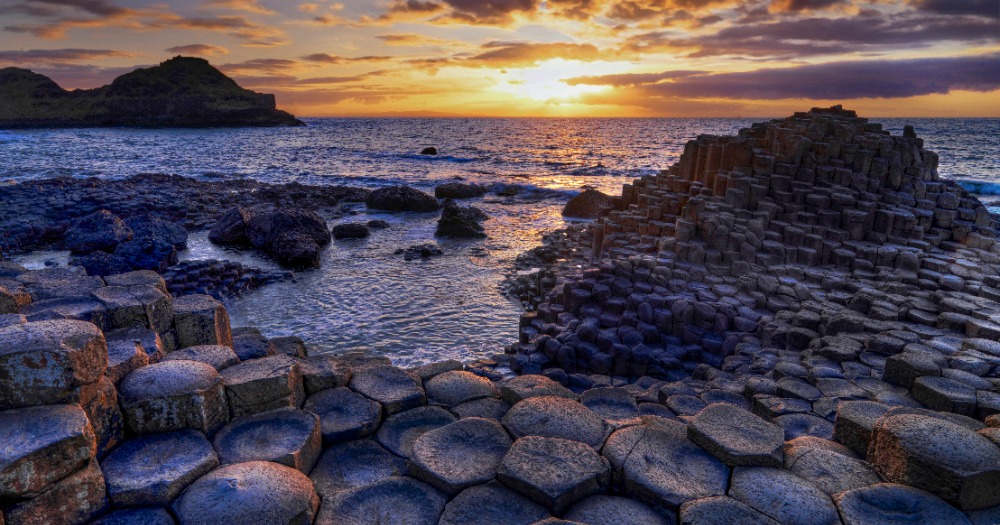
[366,185,441,212]
[421,147,438,156]
[332,223,371,240]
[436,182,487,199]
[562,189,615,219]
[436,199,488,238]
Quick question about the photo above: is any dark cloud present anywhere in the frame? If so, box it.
[910,0,999,18]
[466,41,603,66]
[388,0,442,13]
[301,53,394,64]
[635,54,1000,99]
[165,44,229,57]
[0,48,131,65]
[565,70,702,86]
[219,58,302,75]
[768,0,847,12]
[28,0,128,17]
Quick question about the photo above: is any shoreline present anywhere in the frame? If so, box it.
[2,106,1000,524]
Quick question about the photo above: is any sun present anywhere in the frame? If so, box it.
[498,58,610,103]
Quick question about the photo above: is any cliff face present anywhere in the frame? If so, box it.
[0,57,304,128]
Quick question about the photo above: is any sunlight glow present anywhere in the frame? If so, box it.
[498,59,610,103]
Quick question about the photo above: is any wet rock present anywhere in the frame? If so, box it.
[173,294,233,349]
[2,459,107,525]
[100,430,218,507]
[426,370,500,406]
[498,436,610,513]
[113,235,179,273]
[231,328,276,361]
[436,182,487,199]
[162,344,240,371]
[868,413,1000,510]
[410,417,513,495]
[688,403,784,467]
[208,206,256,245]
[367,219,390,229]
[603,420,729,510]
[72,251,132,277]
[303,386,381,444]
[309,440,405,498]
[119,360,229,435]
[212,407,321,473]
[332,223,370,240]
[0,404,96,498]
[503,395,607,448]
[439,481,550,525]
[64,209,132,254]
[376,405,456,458]
[564,495,673,525]
[436,199,487,238]
[314,477,446,525]
[834,483,973,525]
[366,185,441,212]
[221,355,304,418]
[678,496,779,525]
[271,335,307,358]
[171,461,319,525]
[246,208,331,267]
[0,319,107,409]
[395,243,444,260]
[562,189,615,219]
[501,374,576,405]
[729,467,841,525]
[421,146,438,155]
[349,364,425,415]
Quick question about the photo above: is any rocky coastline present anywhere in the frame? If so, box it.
[1,106,1000,524]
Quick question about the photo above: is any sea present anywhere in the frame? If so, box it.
[2,117,998,366]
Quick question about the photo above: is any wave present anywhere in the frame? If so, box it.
[399,153,479,163]
[955,179,1000,196]
[488,182,581,200]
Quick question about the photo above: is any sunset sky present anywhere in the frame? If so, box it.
[1,0,998,117]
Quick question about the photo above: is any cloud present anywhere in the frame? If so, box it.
[768,0,847,12]
[27,0,129,17]
[165,44,230,57]
[600,54,1000,100]
[909,0,999,18]
[465,41,604,66]
[565,70,702,86]
[205,0,276,15]
[301,53,394,64]
[376,33,450,46]
[0,48,133,66]
[218,58,303,75]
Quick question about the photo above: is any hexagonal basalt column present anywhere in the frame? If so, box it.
[220,355,305,418]
[409,417,512,495]
[349,365,425,415]
[212,407,322,474]
[100,429,218,507]
[0,404,96,498]
[498,436,610,514]
[119,360,228,435]
[172,294,233,349]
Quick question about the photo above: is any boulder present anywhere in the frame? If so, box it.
[314,477,446,525]
[436,182,487,199]
[498,436,610,513]
[375,405,456,458]
[332,223,370,240]
[2,459,107,525]
[868,413,1000,510]
[231,329,276,361]
[113,236,179,273]
[421,147,438,155]
[366,185,441,212]
[64,209,133,254]
[728,467,841,525]
[303,387,382,444]
[409,417,513,495]
[0,319,107,409]
[173,294,233,349]
[425,370,499,406]
[119,360,229,435]
[0,404,96,498]
[436,199,487,238]
[688,403,784,467]
[562,189,614,219]
[220,355,305,418]
[238,208,331,267]
[309,440,406,498]
[503,396,608,448]
[212,407,321,473]
[127,215,188,250]
[439,481,550,525]
[171,461,319,525]
[564,495,673,525]
[349,364,426,415]
[834,483,973,525]
[100,429,218,507]
[162,344,240,371]
[71,251,132,277]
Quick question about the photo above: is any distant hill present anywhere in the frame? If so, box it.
[0,56,304,128]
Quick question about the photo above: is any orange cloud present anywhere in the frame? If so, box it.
[165,44,230,57]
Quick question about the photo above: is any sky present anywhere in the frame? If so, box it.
[0,0,998,117]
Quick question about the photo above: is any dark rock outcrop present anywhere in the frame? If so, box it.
[436,199,487,238]
[562,189,615,219]
[0,57,303,129]
[421,147,438,156]
[208,206,331,267]
[64,210,133,255]
[366,186,441,213]
[332,223,371,240]
[435,182,487,199]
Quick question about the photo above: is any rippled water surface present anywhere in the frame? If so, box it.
[3,117,998,365]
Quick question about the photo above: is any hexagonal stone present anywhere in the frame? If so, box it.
[408,359,464,382]
[81,375,124,457]
[119,360,228,435]
[835,483,973,525]
[101,430,218,507]
[172,461,319,525]
[498,436,610,514]
[0,313,25,328]
[0,404,96,498]
[833,400,891,455]
[603,420,729,510]
[912,376,977,416]
[314,477,446,525]
[163,345,240,371]
[221,355,305,418]
[303,387,381,445]
[106,327,165,362]
[581,387,639,421]
[729,467,841,525]
[298,355,351,395]
[868,413,1000,510]
[503,396,608,448]
[688,403,783,467]
[17,268,104,301]
[678,496,779,525]
[0,319,107,409]
[2,458,107,525]
[93,285,173,332]
[106,336,150,385]
[439,481,549,525]
[20,296,108,329]
[213,407,320,473]
[501,375,576,405]
[410,417,512,495]
[375,405,456,458]
[426,370,499,407]
[172,294,233,349]
[90,507,175,525]
[564,495,673,525]
[452,397,510,420]
[231,328,276,361]
[104,271,169,295]
[309,440,406,499]
[349,365,425,415]
[0,281,30,314]
[775,413,834,440]
[785,442,880,495]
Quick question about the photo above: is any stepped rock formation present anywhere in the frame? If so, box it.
[0,57,303,128]
[1,107,999,524]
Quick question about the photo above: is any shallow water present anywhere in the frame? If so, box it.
[3,117,998,364]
